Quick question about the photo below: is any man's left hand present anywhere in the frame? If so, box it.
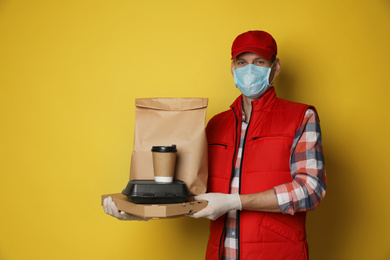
[189,193,242,220]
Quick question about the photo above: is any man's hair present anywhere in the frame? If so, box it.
[232,55,277,64]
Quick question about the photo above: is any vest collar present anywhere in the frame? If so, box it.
[230,87,278,114]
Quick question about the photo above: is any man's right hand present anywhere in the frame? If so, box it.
[103,196,149,221]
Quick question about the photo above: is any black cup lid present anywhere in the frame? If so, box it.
[151,145,177,153]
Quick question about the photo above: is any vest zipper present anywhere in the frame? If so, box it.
[236,102,254,260]
[218,107,239,260]
[229,107,240,193]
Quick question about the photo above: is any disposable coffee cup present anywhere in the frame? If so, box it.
[151,145,177,183]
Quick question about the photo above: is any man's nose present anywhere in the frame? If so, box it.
[247,64,255,73]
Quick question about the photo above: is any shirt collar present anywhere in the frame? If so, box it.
[241,103,246,122]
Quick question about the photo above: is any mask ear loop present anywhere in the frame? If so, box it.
[269,61,276,85]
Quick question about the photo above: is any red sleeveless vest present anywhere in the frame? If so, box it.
[205,88,313,260]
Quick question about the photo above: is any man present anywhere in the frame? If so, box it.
[189,30,327,259]
[103,30,327,260]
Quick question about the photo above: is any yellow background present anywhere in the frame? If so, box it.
[1,0,389,259]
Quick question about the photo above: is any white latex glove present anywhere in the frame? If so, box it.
[189,193,242,221]
[103,197,149,221]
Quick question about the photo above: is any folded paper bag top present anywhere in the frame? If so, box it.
[135,98,208,111]
[130,98,208,195]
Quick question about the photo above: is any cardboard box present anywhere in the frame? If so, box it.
[101,193,208,219]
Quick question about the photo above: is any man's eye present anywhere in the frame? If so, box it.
[256,60,264,65]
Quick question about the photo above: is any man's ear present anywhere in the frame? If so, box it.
[270,58,281,84]
[273,58,281,77]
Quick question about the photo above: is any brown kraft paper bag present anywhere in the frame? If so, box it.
[129,98,208,195]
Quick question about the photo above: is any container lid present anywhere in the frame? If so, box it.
[122,179,192,204]
[151,145,177,153]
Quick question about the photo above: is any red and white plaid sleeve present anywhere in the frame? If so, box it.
[274,109,327,215]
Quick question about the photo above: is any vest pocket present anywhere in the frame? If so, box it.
[260,214,304,243]
[251,135,292,141]
[250,135,293,142]
[208,142,232,182]
[208,143,228,149]
[245,136,294,172]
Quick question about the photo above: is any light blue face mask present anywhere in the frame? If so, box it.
[233,63,274,99]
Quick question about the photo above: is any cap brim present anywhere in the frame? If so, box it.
[231,46,274,60]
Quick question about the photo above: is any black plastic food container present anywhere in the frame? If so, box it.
[122,180,192,204]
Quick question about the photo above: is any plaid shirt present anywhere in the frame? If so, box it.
[223,108,327,260]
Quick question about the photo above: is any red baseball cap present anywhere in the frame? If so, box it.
[231,30,277,60]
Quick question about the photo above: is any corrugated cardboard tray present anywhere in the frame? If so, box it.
[101,193,207,219]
